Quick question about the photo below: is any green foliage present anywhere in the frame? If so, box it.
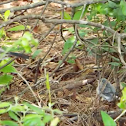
[32,49,42,59]
[50,117,60,126]
[101,111,116,126]
[0,8,61,126]
[8,25,26,31]
[15,32,38,53]
[63,12,71,20]
[0,65,16,73]
[73,6,88,20]
[118,87,126,109]
[67,56,76,64]
[4,10,10,21]
[0,120,18,126]
[62,36,80,54]
[120,0,126,16]
[46,73,51,103]
[0,31,38,94]
[0,58,16,91]
[0,74,13,86]
[0,10,38,95]
[62,36,76,54]
[0,97,61,126]
[61,1,126,125]
[0,28,6,39]
[108,62,121,67]
[62,36,79,64]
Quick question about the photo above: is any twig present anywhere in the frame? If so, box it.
[0,15,122,35]
[60,0,66,42]
[40,24,56,42]
[0,0,18,5]
[20,28,78,95]
[114,109,126,122]
[31,0,49,32]
[34,32,57,84]
[17,72,41,107]
[0,0,108,13]
[0,1,46,13]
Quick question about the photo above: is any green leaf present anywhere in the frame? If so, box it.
[118,88,126,109]
[4,10,10,21]
[67,58,75,64]
[63,12,71,20]
[0,109,8,114]
[11,105,27,113]
[101,111,116,126]
[122,87,126,99]
[21,38,31,53]
[0,28,6,39]
[8,111,19,121]
[53,109,62,115]
[73,5,87,20]
[23,114,41,121]
[43,114,52,123]
[24,102,44,115]
[95,3,102,12]
[50,117,60,126]
[0,74,13,85]
[23,32,32,41]
[73,10,84,20]
[21,38,29,47]
[0,102,11,108]
[24,46,31,53]
[62,36,76,54]
[31,39,38,46]
[23,114,42,126]
[0,58,13,67]
[108,1,118,9]
[118,101,126,109]
[110,56,120,62]
[32,49,42,59]
[78,30,86,37]
[0,120,18,126]
[0,65,17,73]
[101,46,116,53]
[120,0,126,15]
[8,25,25,31]
[108,62,121,67]
[113,8,125,21]
[46,73,50,90]
[67,56,76,64]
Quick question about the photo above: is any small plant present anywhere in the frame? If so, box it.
[0,96,61,126]
[0,9,39,95]
[0,74,61,126]
[0,31,38,95]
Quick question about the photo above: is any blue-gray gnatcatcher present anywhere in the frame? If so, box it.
[0,48,29,60]
[96,78,116,102]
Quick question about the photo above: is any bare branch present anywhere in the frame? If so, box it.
[0,0,18,5]
[0,0,107,13]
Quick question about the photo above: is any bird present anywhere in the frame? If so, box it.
[0,48,29,60]
[96,78,116,102]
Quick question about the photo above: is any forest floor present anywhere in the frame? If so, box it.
[0,0,122,126]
